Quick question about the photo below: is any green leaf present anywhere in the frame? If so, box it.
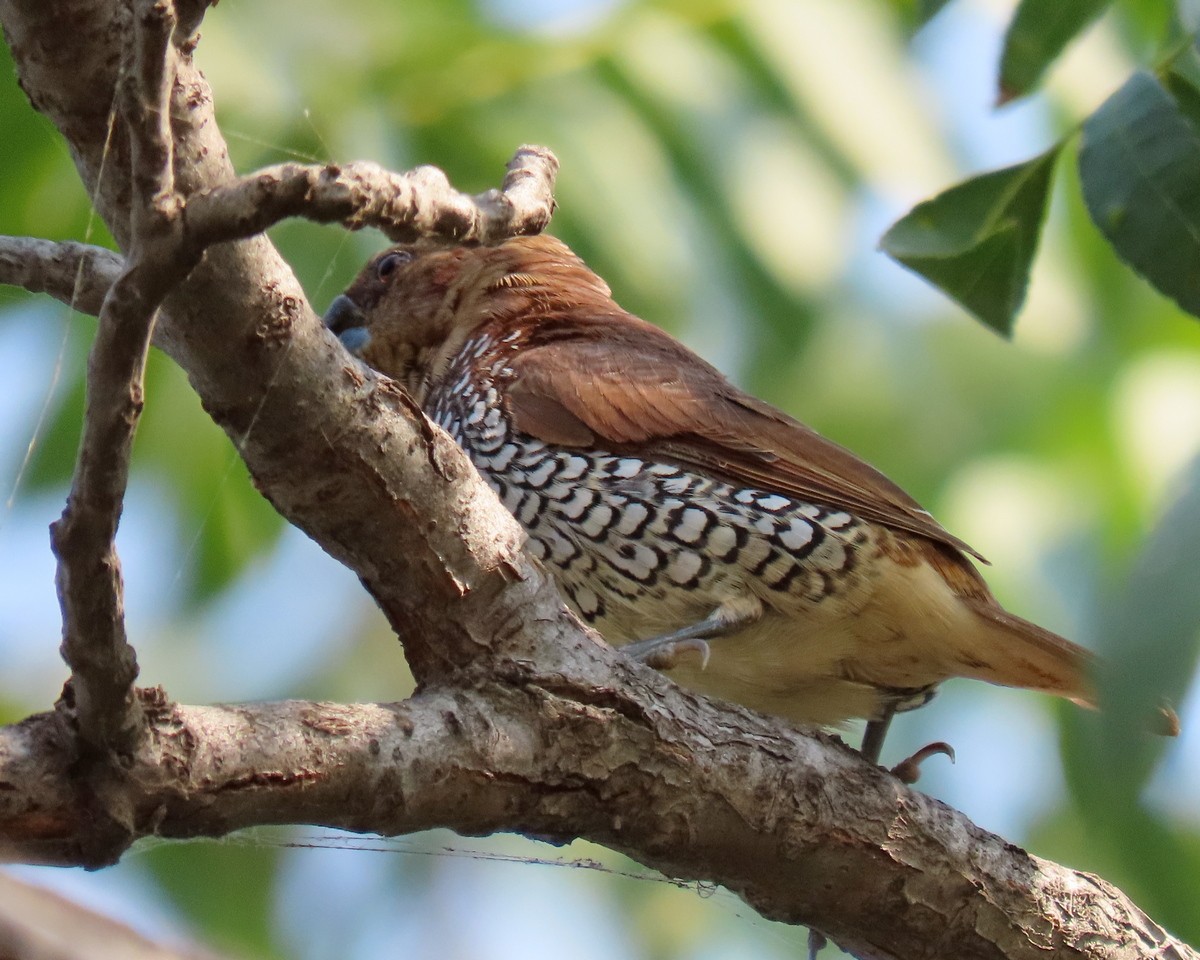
[1107,455,1200,687]
[1094,457,1200,791]
[883,0,954,32]
[1161,65,1200,145]
[880,148,1059,336]
[135,351,285,607]
[1080,71,1200,320]
[998,0,1111,104]
[1059,459,1200,939]
[142,839,283,958]
[1027,804,1200,943]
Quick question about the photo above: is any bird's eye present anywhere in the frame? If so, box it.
[376,250,413,281]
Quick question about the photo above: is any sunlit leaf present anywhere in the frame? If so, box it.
[998,0,1111,104]
[1079,71,1200,321]
[880,148,1059,335]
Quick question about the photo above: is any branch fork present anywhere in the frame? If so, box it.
[38,0,560,767]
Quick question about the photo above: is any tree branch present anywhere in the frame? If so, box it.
[0,678,1191,960]
[184,149,559,248]
[0,238,122,316]
[48,0,186,758]
[31,0,557,762]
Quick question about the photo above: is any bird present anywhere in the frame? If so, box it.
[324,234,1177,771]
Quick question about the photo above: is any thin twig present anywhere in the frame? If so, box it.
[127,0,178,227]
[183,145,559,249]
[172,0,214,51]
[0,238,123,316]
[0,145,559,323]
[50,0,183,756]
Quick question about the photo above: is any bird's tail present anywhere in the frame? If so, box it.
[963,601,1179,736]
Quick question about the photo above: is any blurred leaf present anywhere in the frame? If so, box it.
[1027,803,1200,942]
[885,0,954,31]
[0,44,97,242]
[1060,459,1200,936]
[142,840,283,958]
[595,48,819,389]
[1162,64,1200,135]
[22,328,89,492]
[998,0,1111,104]
[1079,71,1200,321]
[880,148,1059,336]
[186,456,287,604]
[1113,0,1183,53]
[918,0,954,26]
[136,351,285,607]
[1097,458,1200,786]
[23,376,84,491]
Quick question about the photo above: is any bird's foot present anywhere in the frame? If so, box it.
[807,929,827,960]
[889,741,955,785]
[621,596,761,672]
[622,635,711,671]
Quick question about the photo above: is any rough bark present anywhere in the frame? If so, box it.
[0,2,1192,959]
[3,686,1192,960]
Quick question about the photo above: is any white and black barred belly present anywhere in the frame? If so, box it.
[427,334,881,647]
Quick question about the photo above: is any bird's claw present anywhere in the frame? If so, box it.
[889,741,955,784]
[625,636,711,671]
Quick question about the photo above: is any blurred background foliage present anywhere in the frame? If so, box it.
[1,0,1199,956]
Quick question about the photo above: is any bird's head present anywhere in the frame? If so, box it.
[324,234,612,402]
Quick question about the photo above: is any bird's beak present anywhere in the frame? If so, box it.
[324,294,371,355]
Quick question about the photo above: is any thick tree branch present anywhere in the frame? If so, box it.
[0,677,1192,960]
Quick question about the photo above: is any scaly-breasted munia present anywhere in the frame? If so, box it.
[325,234,1177,763]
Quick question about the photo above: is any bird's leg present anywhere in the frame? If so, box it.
[862,702,954,784]
[621,595,763,671]
[860,707,895,765]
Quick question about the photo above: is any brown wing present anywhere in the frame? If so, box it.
[503,311,985,561]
